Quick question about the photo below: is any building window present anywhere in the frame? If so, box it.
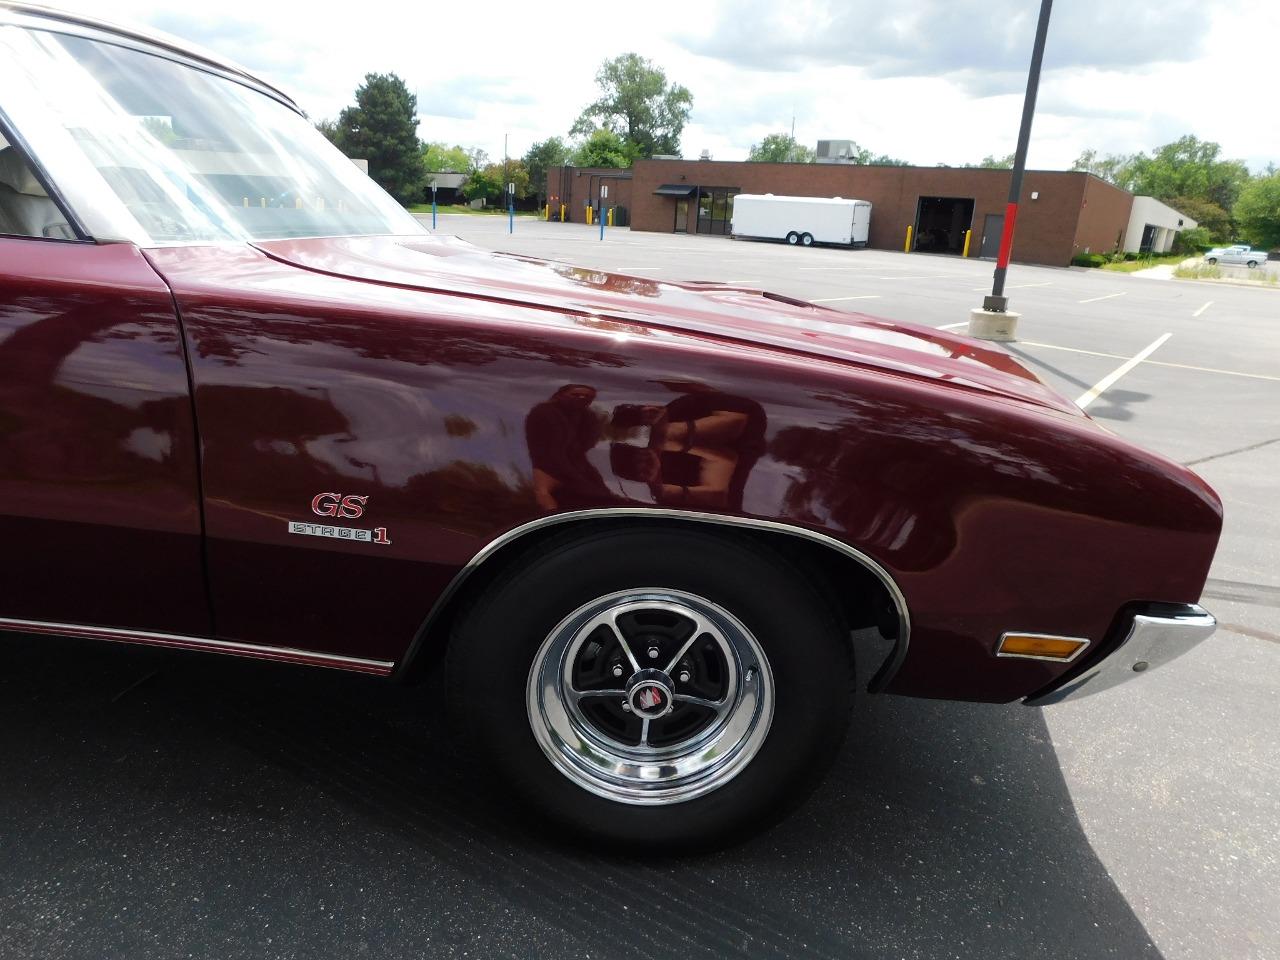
[696,187,738,235]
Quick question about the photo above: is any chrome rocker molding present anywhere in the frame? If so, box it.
[0,617,395,675]
[1026,603,1216,706]
[398,507,912,690]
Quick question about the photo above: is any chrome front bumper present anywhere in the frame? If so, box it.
[1026,603,1217,706]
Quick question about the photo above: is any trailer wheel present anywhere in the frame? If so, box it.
[800,233,814,247]
[785,231,799,245]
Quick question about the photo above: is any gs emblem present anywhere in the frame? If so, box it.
[311,492,369,519]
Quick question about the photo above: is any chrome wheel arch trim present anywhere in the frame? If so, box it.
[398,508,911,691]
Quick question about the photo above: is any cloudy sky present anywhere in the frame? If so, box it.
[54,0,1279,172]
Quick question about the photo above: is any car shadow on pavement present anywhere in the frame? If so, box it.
[0,634,1161,960]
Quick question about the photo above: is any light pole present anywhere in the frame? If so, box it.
[969,0,1054,341]
[504,132,512,233]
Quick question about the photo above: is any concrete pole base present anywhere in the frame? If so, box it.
[968,307,1020,342]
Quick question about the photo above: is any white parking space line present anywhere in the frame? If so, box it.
[1019,340,1128,360]
[1078,292,1128,304]
[616,266,662,271]
[812,295,882,302]
[1074,333,1172,409]
[936,321,969,330]
[1021,340,1280,383]
[1147,359,1280,383]
[874,274,954,280]
[1193,301,1215,317]
[797,266,872,271]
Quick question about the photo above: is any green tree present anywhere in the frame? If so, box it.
[1234,173,1280,250]
[967,153,1015,169]
[523,137,571,202]
[421,142,475,173]
[330,73,423,204]
[1164,195,1231,241]
[1127,135,1251,211]
[747,133,815,163]
[570,128,634,168]
[866,153,908,166]
[462,167,501,204]
[314,118,340,146]
[479,160,531,201]
[570,53,692,159]
[1071,149,1136,188]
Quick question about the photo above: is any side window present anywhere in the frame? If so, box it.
[0,132,76,240]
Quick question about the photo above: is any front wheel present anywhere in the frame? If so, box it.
[447,528,854,847]
[1207,257,1218,265]
[785,231,799,245]
[1247,260,1259,268]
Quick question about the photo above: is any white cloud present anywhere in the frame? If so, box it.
[53,1,1280,171]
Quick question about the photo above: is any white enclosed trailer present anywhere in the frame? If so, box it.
[731,194,872,247]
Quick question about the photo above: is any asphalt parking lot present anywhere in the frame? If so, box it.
[2,216,1277,960]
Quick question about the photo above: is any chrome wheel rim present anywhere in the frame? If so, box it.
[527,588,774,805]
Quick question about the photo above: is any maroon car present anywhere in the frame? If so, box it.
[0,5,1221,845]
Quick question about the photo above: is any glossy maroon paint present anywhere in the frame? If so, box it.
[127,235,1222,701]
[0,237,209,636]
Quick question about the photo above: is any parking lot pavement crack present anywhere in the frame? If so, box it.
[1202,578,1280,610]
[1184,436,1280,467]
[1219,623,1280,645]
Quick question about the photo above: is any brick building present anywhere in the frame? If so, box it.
[546,158,1138,267]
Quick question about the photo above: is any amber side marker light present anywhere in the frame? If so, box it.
[996,633,1090,662]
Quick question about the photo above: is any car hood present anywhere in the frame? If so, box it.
[252,234,1084,417]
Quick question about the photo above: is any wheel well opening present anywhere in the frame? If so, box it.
[397,516,906,689]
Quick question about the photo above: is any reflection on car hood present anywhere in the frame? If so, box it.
[252,234,1084,417]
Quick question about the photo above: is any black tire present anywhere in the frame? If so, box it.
[801,232,814,247]
[447,527,853,849]
[785,231,799,245]
[1247,260,1258,268]
[1207,257,1218,265]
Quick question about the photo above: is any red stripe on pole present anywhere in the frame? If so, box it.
[996,201,1019,269]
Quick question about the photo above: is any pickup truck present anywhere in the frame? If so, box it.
[1204,245,1267,267]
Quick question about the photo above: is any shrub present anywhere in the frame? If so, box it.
[1072,253,1108,268]
[1173,226,1213,254]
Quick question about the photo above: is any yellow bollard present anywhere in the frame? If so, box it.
[560,204,566,222]
[260,197,266,208]
[607,208,614,227]
[587,206,593,226]
[242,197,248,207]
[962,229,972,257]
[544,204,550,221]
[295,196,303,209]
[904,225,913,252]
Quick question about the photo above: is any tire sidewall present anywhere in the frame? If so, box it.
[449,529,852,846]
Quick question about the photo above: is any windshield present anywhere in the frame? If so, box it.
[0,25,423,244]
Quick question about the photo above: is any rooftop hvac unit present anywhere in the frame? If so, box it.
[815,139,858,164]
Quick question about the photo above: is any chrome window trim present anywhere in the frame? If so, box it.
[0,3,299,112]
[0,616,395,675]
[995,631,1092,663]
[396,508,912,691]
[0,105,91,242]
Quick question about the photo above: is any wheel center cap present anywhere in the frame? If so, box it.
[626,668,675,719]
